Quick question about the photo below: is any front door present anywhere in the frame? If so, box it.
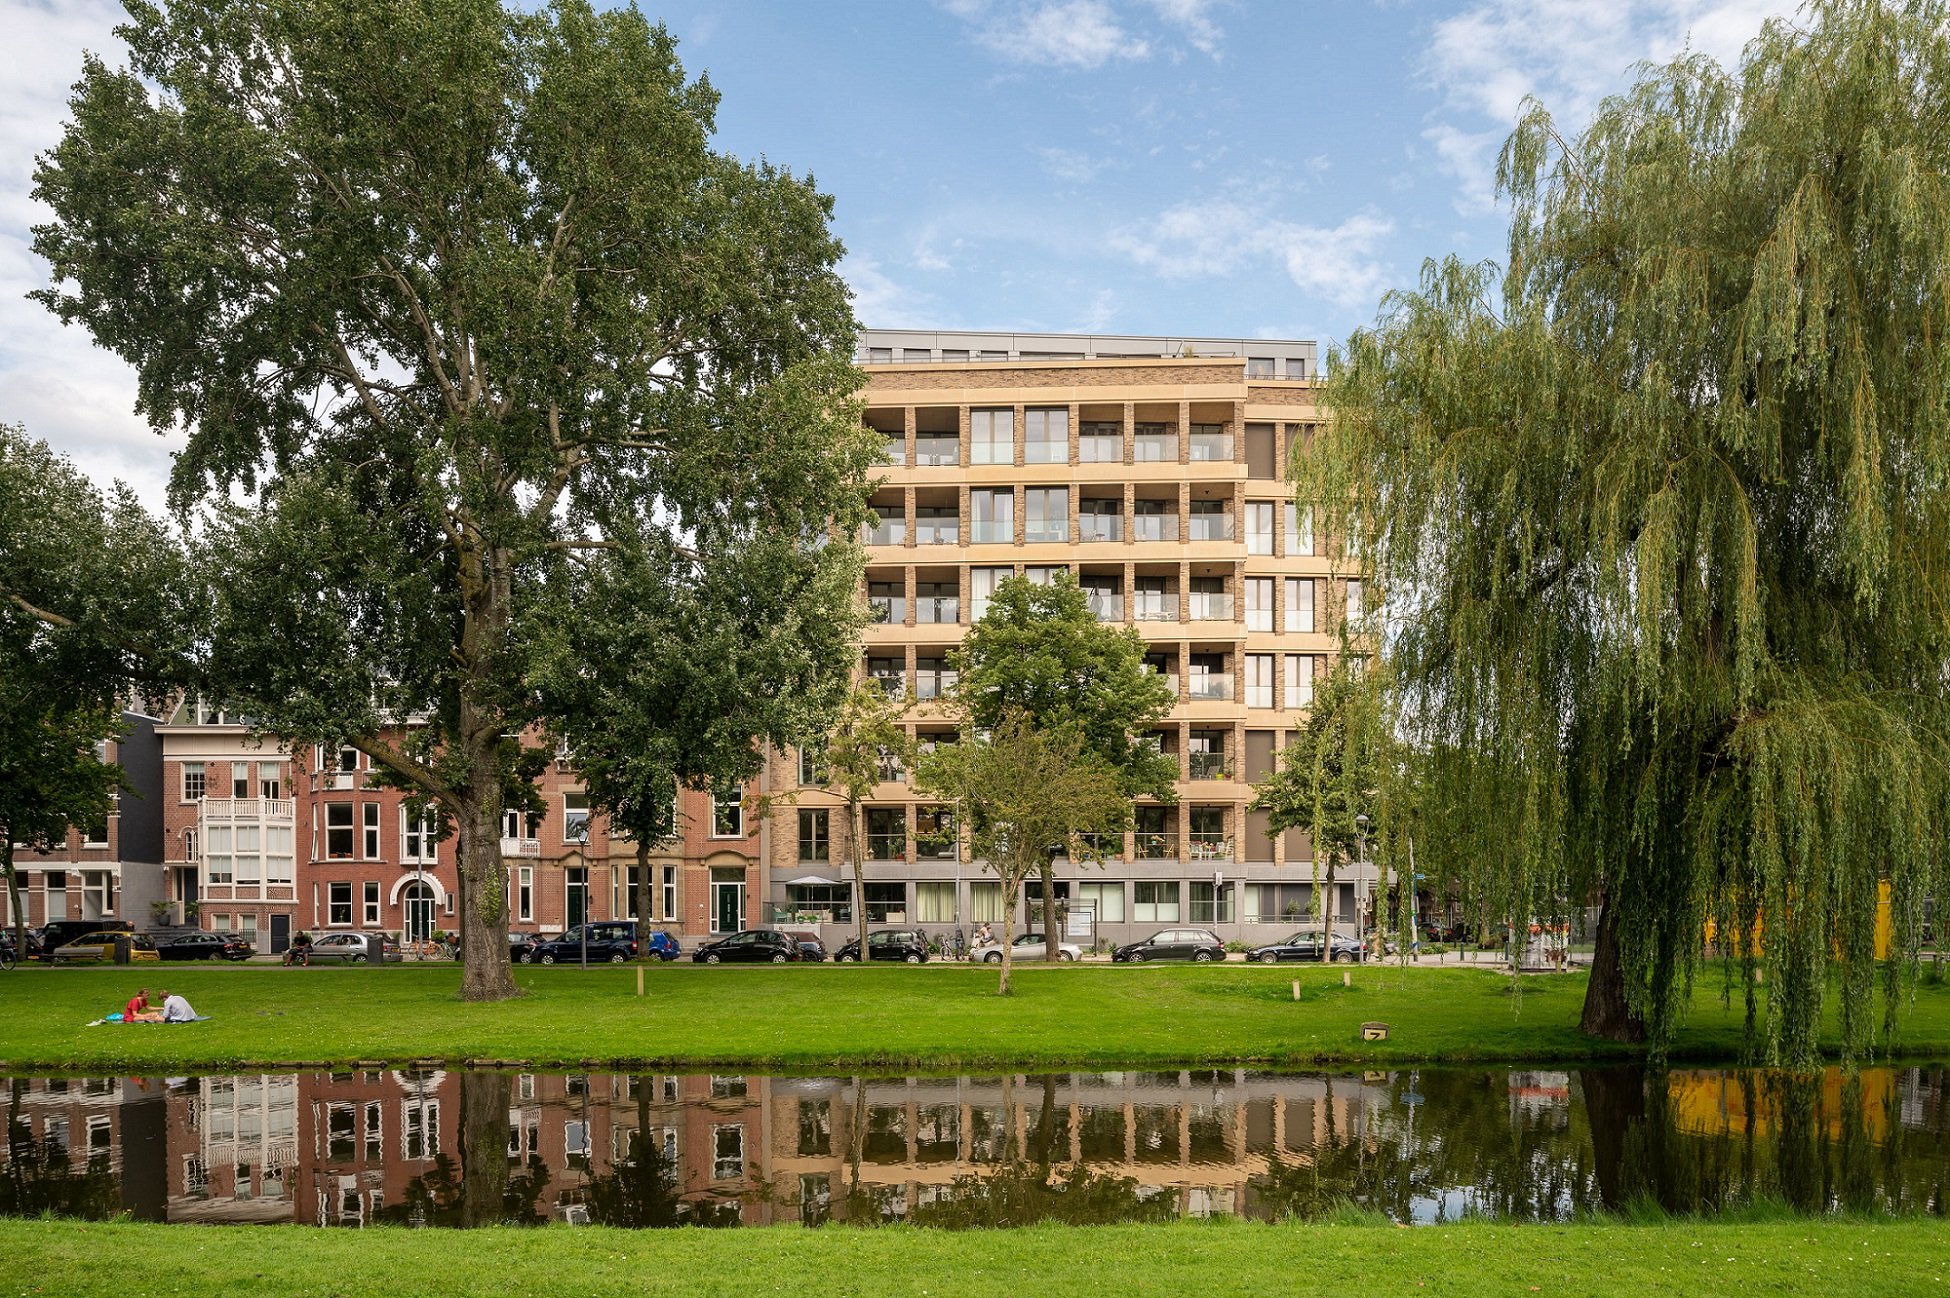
[712,875,744,934]
[403,885,435,941]
[269,913,290,954]
[567,867,588,928]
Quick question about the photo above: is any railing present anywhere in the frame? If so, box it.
[915,521,959,545]
[883,440,906,466]
[200,798,295,821]
[868,596,905,624]
[1188,515,1235,542]
[1188,675,1234,701]
[1133,435,1179,462]
[1189,434,1233,462]
[971,522,1012,544]
[500,837,541,859]
[1079,515,1122,542]
[1132,516,1178,542]
[916,597,960,624]
[1078,436,1123,463]
[1023,441,1066,464]
[915,438,959,466]
[863,521,906,546]
[1189,752,1227,780]
[1190,592,1235,620]
[1132,594,1176,621]
[1024,524,1069,543]
[1085,592,1124,622]
[1134,833,1174,859]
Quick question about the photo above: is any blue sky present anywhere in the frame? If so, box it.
[0,0,1799,505]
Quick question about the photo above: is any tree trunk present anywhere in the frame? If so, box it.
[1038,858,1059,962]
[458,1069,511,1227]
[851,798,868,956]
[1321,859,1338,946]
[998,877,1017,996]
[3,836,25,962]
[1579,894,1645,1043]
[453,540,518,1000]
[633,836,653,946]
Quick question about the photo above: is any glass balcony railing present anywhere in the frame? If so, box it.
[868,596,905,624]
[915,438,959,466]
[1189,433,1233,462]
[1133,434,1178,462]
[1132,593,1176,621]
[1132,515,1178,542]
[915,520,959,545]
[1079,514,1122,542]
[864,521,906,546]
[1023,439,1066,464]
[1188,835,1233,861]
[1134,832,1174,859]
[1189,592,1235,620]
[1078,435,1122,463]
[971,521,1012,544]
[1189,751,1226,780]
[868,833,906,861]
[1188,674,1233,701]
[882,439,906,466]
[916,597,960,624]
[1085,591,1124,622]
[1188,515,1234,542]
[1024,524,1069,543]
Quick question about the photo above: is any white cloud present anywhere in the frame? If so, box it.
[1037,146,1116,183]
[1146,0,1227,59]
[844,255,939,330]
[949,0,1150,69]
[1419,0,1799,214]
[0,0,174,507]
[1111,199,1396,311]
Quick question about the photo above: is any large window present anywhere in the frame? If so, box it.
[1286,578,1315,633]
[403,809,439,863]
[1023,488,1069,542]
[517,867,533,922]
[1134,881,1180,923]
[325,804,354,859]
[970,567,1011,621]
[786,883,851,923]
[1345,579,1365,625]
[711,788,743,838]
[971,489,1014,543]
[797,810,830,862]
[915,658,956,701]
[564,792,592,842]
[231,762,251,798]
[329,881,353,926]
[866,807,905,860]
[1246,654,1275,708]
[362,803,381,859]
[1245,502,1274,555]
[258,762,282,801]
[1245,577,1274,631]
[233,824,261,885]
[267,825,293,884]
[865,882,906,923]
[713,1125,744,1181]
[1285,655,1315,708]
[968,881,1003,922]
[1285,503,1314,555]
[798,748,828,786]
[1074,881,1124,923]
[915,806,956,859]
[1190,882,1233,924]
[182,762,206,801]
[915,881,956,923]
[970,408,1014,465]
[1023,407,1068,463]
[1079,421,1121,463]
[205,825,232,884]
[363,881,381,926]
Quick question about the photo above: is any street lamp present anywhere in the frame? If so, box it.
[572,821,590,969]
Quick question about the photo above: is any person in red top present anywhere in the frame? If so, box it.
[124,988,163,1023]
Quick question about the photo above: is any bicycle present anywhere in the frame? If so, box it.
[0,943,14,972]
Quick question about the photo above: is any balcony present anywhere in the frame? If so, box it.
[1188,515,1235,542]
[1079,514,1122,542]
[1131,515,1178,543]
[867,833,906,862]
[1190,592,1235,620]
[915,673,957,701]
[1023,439,1066,465]
[1084,591,1124,622]
[916,597,960,624]
[1134,833,1174,859]
[1189,835,1233,861]
[1078,434,1122,463]
[1132,593,1176,622]
[1189,432,1233,462]
[1188,674,1234,701]
[883,439,906,467]
[971,521,1012,544]
[868,596,906,624]
[915,437,959,466]
[863,520,906,547]
[915,519,959,545]
[1189,752,1227,780]
[501,837,542,859]
[200,798,295,822]
[1133,434,1179,463]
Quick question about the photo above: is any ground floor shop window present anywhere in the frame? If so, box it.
[1075,881,1124,923]
[864,882,906,923]
[1134,881,1180,923]
[915,881,955,923]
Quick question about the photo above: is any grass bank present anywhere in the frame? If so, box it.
[2,963,1947,1072]
[4,1218,1946,1297]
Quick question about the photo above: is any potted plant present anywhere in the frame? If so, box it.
[150,898,184,926]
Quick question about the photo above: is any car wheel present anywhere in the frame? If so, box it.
[1128,951,1146,963]
[984,952,1001,964]
[609,952,626,964]
[1193,950,1214,963]
[771,953,788,964]
[704,953,721,964]
[1060,951,1076,962]
[350,953,367,964]
[520,951,535,964]
[838,953,856,963]
[1334,951,1354,964]
[540,953,557,965]
[904,953,922,964]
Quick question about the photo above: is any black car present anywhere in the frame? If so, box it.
[1246,930,1363,964]
[691,929,801,964]
[521,921,640,964]
[157,932,256,961]
[833,928,930,964]
[1111,928,1227,963]
[784,930,826,962]
[35,918,134,959]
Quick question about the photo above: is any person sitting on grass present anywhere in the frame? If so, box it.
[124,988,163,1023]
[159,990,199,1022]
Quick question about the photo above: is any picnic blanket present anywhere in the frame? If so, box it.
[86,1014,212,1026]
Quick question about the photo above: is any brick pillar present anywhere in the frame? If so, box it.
[905,406,917,466]
[1123,559,1136,626]
[1122,481,1136,549]
[1177,400,1191,465]
[902,485,916,550]
[1177,560,1191,622]
[1122,402,1135,466]
[1013,403,1026,467]
[903,565,917,628]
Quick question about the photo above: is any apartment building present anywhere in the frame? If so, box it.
[3,706,165,930]
[763,330,1373,949]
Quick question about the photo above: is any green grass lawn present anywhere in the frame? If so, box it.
[3,1218,1945,1297]
[3,962,1947,1071]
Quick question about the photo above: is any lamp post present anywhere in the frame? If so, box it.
[1355,813,1370,957]
[573,821,590,969]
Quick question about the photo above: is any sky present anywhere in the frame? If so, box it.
[0,0,1804,508]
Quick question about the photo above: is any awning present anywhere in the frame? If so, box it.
[784,875,841,887]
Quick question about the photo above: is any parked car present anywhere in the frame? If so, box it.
[0,929,42,960]
[646,930,683,961]
[691,929,801,964]
[1111,928,1227,963]
[521,921,640,964]
[35,918,133,959]
[157,932,255,962]
[833,928,931,964]
[1246,930,1364,964]
[48,931,160,963]
[508,930,547,957]
[302,932,402,964]
[972,933,1081,963]
[783,930,826,962]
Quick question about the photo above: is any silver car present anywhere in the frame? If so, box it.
[972,932,1081,963]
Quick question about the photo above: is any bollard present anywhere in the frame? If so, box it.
[1292,980,1301,1002]
[636,965,645,998]
[1342,969,1351,988]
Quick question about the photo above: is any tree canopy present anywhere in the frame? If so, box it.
[1307,0,1950,1063]
[31,0,876,998]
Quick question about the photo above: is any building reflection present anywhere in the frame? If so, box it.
[2,1065,1943,1227]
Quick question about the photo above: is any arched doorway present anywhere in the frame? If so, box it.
[402,881,437,941]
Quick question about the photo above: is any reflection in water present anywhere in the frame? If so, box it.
[0,1065,1942,1229]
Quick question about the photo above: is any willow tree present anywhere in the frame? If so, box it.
[31,0,874,999]
[1309,0,1950,1063]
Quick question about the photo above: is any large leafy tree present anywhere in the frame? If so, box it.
[0,427,190,955]
[917,713,1129,994]
[1306,0,1950,1063]
[948,574,1176,953]
[32,0,875,999]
